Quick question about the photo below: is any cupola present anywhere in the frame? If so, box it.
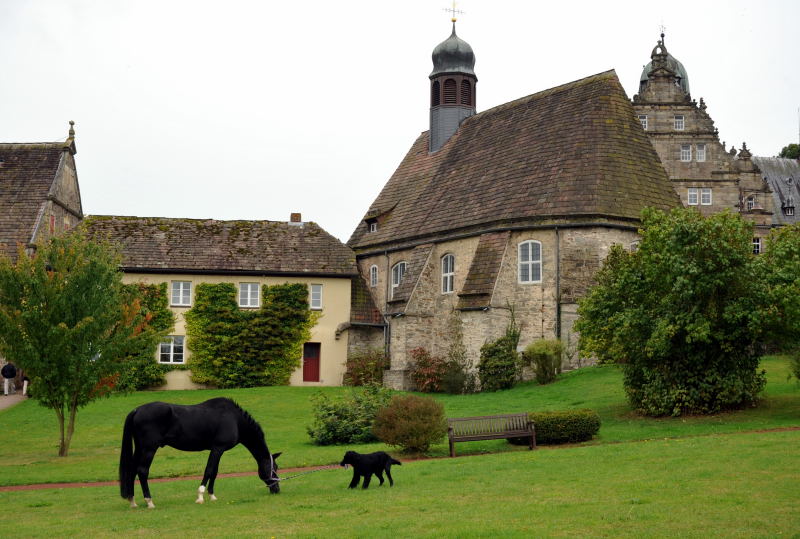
[429,22,477,153]
[638,33,690,96]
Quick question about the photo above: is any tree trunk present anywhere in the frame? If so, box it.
[64,401,78,457]
[55,407,68,457]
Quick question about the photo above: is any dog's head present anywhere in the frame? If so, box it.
[340,450,356,468]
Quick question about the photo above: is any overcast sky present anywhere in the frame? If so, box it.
[1,0,798,242]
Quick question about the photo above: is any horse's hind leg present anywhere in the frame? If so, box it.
[136,448,158,509]
[198,448,224,503]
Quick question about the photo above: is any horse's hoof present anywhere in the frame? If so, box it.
[195,497,205,504]
[210,494,218,501]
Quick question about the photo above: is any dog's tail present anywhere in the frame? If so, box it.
[391,458,402,466]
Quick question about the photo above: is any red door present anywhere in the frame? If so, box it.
[303,343,321,382]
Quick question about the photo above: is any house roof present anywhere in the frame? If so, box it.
[0,143,68,260]
[348,70,678,252]
[752,156,800,226]
[83,215,357,276]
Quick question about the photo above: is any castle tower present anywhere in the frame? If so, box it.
[429,22,477,152]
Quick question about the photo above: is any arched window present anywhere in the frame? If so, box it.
[443,79,457,104]
[518,241,542,284]
[460,80,472,106]
[391,262,407,299]
[441,254,455,294]
[431,81,440,106]
[369,265,378,287]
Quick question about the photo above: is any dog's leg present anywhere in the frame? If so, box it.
[349,471,360,489]
[362,473,372,489]
[386,467,394,487]
[376,471,385,486]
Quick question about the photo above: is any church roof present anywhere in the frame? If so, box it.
[752,156,800,226]
[0,143,69,261]
[348,70,678,251]
[83,215,358,276]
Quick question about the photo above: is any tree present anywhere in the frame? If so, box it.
[576,208,768,416]
[0,231,164,456]
[778,143,800,159]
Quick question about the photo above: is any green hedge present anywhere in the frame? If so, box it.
[508,409,600,445]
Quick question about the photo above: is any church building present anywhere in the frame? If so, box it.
[347,24,680,389]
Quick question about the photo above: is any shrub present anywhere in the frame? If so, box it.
[306,384,393,445]
[373,394,448,453]
[441,312,478,394]
[507,409,600,446]
[791,352,800,382]
[407,347,449,393]
[478,310,521,391]
[114,356,170,392]
[523,339,564,384]
[343,348,388,386]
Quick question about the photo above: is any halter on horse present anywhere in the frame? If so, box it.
[119,397,281,508]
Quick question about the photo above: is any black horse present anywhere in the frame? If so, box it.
[119,397,281,508]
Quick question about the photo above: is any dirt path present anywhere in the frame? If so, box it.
[2,426,799,492]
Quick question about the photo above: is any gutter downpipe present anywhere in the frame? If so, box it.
[555,226,561,340]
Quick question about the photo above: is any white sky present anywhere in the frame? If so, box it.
[1,0,798,242]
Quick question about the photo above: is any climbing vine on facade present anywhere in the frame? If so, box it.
[185,282,316,387]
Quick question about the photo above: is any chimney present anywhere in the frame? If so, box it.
[289,212,303,227]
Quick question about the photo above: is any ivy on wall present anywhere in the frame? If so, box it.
[186,282,317,388]
[113,282,175,391]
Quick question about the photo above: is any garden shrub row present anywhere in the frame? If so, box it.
[508,409,601,445]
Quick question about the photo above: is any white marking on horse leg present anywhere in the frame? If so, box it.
[196,485,205,504]
[128,498,138,508]
[145,497,155,509]
[210,494,217,501]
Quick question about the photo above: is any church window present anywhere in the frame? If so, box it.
[239,283,260,308]
[460,80,472,106]
[171,281,192,306]
[441,254,455,294]
[674,115,685,130]
[687,188,698,205]
[309,284,323,310]
[159,336,185,364]
[443,79,457,104]
[680,144,692,162]
[746,195,757,211]
[696,144,706,162]
[431,81,441,106]
[638,115,648,130]
[701,188,712,205]
[369,265,378,287]
[391,262,407,299]
[518,240,542,284]
[752,237,761,255]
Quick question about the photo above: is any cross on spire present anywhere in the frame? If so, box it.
[444,1,464,23]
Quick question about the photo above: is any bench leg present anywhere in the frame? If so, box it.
[449,438,455,457]
[530,427,537,450]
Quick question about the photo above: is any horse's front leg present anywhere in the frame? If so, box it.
[136,448,158,509]
[197,448,224,503]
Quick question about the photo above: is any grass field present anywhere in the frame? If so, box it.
[0,357,798,537]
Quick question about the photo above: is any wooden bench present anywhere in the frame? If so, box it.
[447,413,536,457]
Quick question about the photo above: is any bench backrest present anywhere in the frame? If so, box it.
[447,413,530,436]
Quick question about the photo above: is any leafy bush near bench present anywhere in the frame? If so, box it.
[307,384,393,445]
[373,394,448,453]
[508,409,600,445]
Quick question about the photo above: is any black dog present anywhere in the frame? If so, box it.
[340,451,401,489]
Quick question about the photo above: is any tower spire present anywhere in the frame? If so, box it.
[443,1,464,23]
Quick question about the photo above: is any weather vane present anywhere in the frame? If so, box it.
[659,22,666,38]
[444,1,464,23]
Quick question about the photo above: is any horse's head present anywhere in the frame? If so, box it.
[259,452,281,494]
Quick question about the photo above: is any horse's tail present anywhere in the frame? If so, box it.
[119,409,137,499]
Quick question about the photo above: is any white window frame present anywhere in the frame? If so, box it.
[680,144,692,162]
[752,237,761,255]
[746,196,756,211]
[701,188,712,206]
[674,115,685,131]
[171,281,192,306]
[441,254,455,294]
[391,261,407,299]
[309,284,323,310]
[786,206,795,216]
[368,221,378,233]
[638,115,648,130]
[159,336,185,364]
[696,143,706,162]
[239,282,260,308]
[369,265,378,287]
[687,188,699,206]
[518,240,542,284]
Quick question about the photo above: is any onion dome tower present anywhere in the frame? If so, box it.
[429,20,477,153]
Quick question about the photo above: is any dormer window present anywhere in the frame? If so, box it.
[391,262,407,299]
[785,196,795,216]
[366,219,378,233]
[746,196,757,211]
[674,115,685,131]
[638,115,648,130]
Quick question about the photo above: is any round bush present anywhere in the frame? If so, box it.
[373,394,448,453]
[508,409,600,445]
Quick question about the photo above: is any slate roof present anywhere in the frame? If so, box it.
[457,231,509,310]
[0,143,69,260]
[83,215,357,276]
[348,70,678,251]
[752,157,800,226]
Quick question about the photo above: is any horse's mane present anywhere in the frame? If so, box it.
[222,398,265,439]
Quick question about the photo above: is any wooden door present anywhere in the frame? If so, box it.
[303,343,321,382]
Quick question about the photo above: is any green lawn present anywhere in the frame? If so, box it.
[0,357,798,486]
[0,356,798,536]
